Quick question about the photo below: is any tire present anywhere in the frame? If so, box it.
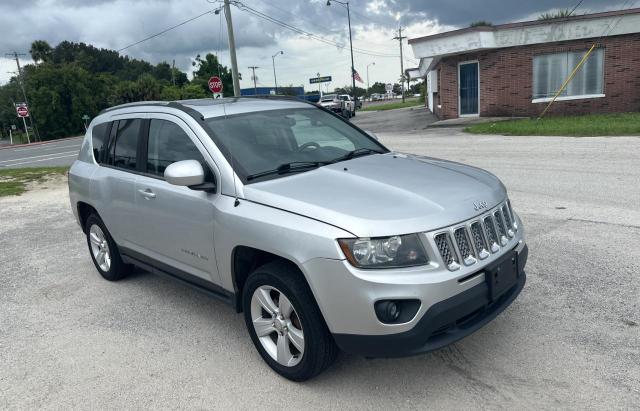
[242,260,338,381]
[85,213,130,281]
[351,109,356,117]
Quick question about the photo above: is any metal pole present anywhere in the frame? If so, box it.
[346,3,356,95]
[272,56,277,94]
[248,66,259,95]
[223,0,241,97]
[9,128,13,145]
[366,62,375,97]
[22,116,30,144]
[271,51,283,94]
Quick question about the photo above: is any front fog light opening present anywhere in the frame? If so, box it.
[374,299,421,324]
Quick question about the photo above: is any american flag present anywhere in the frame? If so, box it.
[352,68,364,84]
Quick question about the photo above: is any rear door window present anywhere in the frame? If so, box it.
[111,119,142,171]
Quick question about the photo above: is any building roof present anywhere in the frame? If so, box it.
[408,8,640,44]
[408,7,640,73]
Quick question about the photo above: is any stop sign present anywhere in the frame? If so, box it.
[16,106,29,118]
[208,76,223,94]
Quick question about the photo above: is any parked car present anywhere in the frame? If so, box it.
[319,94,355,118]
[69,97,528,381]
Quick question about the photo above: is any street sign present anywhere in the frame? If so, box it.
[16,104,29,118]
[208,76,223,94]
[385,83,393,93]
[310,76,332,84]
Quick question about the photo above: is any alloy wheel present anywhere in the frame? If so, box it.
[250,285,304,367]
[89,224,111,272]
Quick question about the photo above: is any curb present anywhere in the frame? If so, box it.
[0,135,83,150]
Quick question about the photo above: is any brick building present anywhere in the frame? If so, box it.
[407,8,640,119]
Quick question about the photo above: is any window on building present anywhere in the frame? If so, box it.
[532,48,604,100]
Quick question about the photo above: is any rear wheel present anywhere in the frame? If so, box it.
[85,214,130,281]
[242,261,337,381]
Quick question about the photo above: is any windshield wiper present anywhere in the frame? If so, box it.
[328,148,384,164]
[246,161,327,181]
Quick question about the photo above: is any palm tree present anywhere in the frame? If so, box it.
[30,40,52,64]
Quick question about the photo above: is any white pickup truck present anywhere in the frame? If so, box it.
[319,94,356,119]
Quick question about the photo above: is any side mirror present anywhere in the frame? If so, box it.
[164,160,205,187]
[365,130,379,141]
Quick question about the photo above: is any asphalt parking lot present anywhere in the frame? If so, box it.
[1,109,639,409]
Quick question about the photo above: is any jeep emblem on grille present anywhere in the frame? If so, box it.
[473,201,488,211]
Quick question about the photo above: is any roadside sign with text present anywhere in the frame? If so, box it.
[16,104,29,118]
[208,76,223,94]
[310,76,332,84]
[385,83,393,93]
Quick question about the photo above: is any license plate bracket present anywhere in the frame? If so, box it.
[486,252,518,301]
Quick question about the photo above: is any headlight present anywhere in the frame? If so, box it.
[338,234,429,269]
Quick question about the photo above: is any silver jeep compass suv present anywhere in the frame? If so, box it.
[69,97,528,381]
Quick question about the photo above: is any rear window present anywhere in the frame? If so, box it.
[91,122,110,163]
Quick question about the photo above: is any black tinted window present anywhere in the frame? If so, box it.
[91,122,110,163]
[147,119,205,177]
[113,119,141,171]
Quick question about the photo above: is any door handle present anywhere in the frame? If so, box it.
[138,188,156,199]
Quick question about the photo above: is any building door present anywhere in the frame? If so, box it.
[459,61,479,116]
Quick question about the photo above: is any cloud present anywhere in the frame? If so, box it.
[0,0,632,88]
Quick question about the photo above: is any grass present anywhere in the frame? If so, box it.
[0,166,69,197]
[464,113,640,137]
[361,98,423,112]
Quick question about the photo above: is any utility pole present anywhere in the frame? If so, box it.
[248,66,259,95]
[223,0,241,97]
[171,59,176,86]
[6,51,39,141]
[393,27,407,103]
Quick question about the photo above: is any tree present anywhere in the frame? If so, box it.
[29,40,52,64]
[192,53,239,97]
[368,82,387,95]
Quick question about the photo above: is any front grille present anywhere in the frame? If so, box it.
[484,216,498,246]
[454,227,474,258]
[435,233,459,270]
[432,200,517,270]
[495,210,507,238]
[502,205,513,236]
[470,222,487,253]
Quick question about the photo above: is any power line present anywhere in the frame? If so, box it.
[117,8,221,53]
[232,1,401,58]
[568,0,585,16]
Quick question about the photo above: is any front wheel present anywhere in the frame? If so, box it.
[242,261,337,381]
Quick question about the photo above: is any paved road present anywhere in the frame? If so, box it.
[0,137,82,168]
[1,109,639,409]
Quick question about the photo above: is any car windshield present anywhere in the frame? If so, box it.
[204,107,387,182]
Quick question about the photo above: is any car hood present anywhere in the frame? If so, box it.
[242,153,507,237]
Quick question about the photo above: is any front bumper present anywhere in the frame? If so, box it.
[333,244,527,357]
[301,237,528,358]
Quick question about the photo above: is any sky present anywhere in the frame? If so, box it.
[0,0,629,90]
